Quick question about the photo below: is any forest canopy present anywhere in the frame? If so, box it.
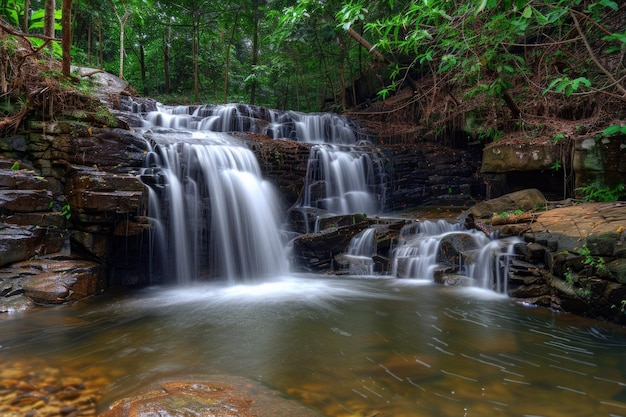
[0,0,624,140]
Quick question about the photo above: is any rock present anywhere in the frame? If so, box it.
[0,168,49,189]
[607,258,626,284]
[587,232,620,256]
[12,257,104,305]
[0,225,52,267]
[482,141,557,173]
[99,376,324,417]
[468,188,546,219]
[0,189,52,212]
[291,222,370,271]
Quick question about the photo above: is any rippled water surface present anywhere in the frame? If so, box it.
[1,275,625,417]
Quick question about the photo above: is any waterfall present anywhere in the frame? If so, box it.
[144,103,388,217]
[391,219,520,293]
[345,228,377,275]
[300,144,386,215]
[392,220,466,280]
[467,237,521,293]
[141,127,288,283]
[138,102,382,282]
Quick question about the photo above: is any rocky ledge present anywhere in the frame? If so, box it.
[292,189,626,325]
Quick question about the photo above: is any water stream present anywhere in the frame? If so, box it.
[1,277,625,417]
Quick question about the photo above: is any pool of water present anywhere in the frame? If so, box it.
[1,274,625,417]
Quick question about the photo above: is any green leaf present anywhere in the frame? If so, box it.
[602,125,625,136]
[522,6,532,18]
[601,0,619,11]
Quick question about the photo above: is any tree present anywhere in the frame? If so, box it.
[61,0,71,76]
[110,0,131,78]
[44,0,55,39]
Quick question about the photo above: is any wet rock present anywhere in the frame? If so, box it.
[65,168,147,215]
[7,257,104,305]
[438,232,482,265]
[607,258,626,284]
[99,376,324,417]
[0,168,49,189]
[291,222,370,271]
[0,189,52,212]
[0,224,62,267]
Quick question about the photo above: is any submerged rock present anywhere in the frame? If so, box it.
[99,376,324,417]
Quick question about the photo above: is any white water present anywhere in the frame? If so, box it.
[390,220,520,292]
[468,237,521,293]
[143,130,288,283]
[137,101,519,292]
[346,228,378,275]
[301,144,384,214]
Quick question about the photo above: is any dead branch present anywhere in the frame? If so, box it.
[570,10,626,99]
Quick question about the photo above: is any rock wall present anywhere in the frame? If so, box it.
[481,135,626,199]
[0,110,150,311]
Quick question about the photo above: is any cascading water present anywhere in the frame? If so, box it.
[390,219,520,293]
[392,220,466,280]
[300,144,385,215]
[138,102,384,282]
[141,128,288,283]
[138,100,516,293]
[466,236,521,293]
[345,228,377,275]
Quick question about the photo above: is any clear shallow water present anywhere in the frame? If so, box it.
[1,275,626,417]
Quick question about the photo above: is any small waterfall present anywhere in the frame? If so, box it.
[392,220,466,280]
[345,228,377,275]
[467,237,521,293]
[300,144,386,215]
[142,129,288,283]
[391,219,519,293]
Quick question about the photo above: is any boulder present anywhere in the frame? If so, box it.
[291,221,370,271]
[468,188,547,219]
[18,258,104,304]
[99,376,323,417]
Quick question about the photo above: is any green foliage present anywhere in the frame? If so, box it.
[10,161,20,170]
[576,182,626,202]
[496,209,524,218]
[0,0,21,26]
[60,204,72,219]
[543,76,592,97]
[564,269,591,299]
[602,125,626,136]
[579,244,606,272]
[49,201,72,219]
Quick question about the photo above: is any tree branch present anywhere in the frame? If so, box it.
[569,10,626,98]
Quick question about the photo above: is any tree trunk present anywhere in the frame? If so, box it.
[249,9,259,105]
[98,12,103,69]
[61,0,71,76]
[193,19,199,103]
[111,1,131,79]
[23,0,30,32]
[163,18,171,94]
[139,43,147,95]
[344,27,386,62]
[44,0,55,41]
[87,19,91,65]
[223,3,243,103]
